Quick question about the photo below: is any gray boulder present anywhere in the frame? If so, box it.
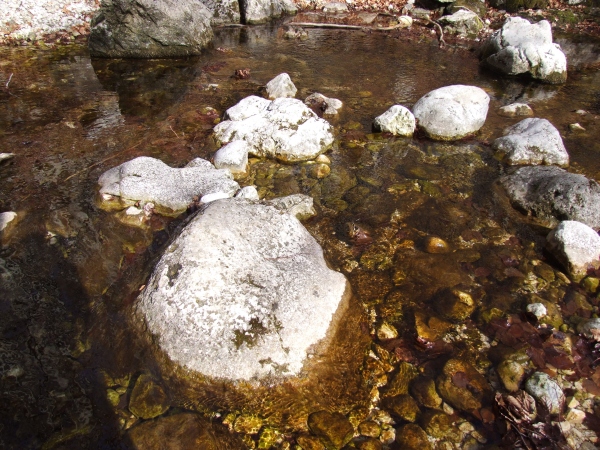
[373,105,415,137]
[213,140,249,175]
[201,0,240,24]
[500,166,600,230]
[265,73,297,99]
[136,196,349,380]
[412,85,490,141]
[98,157,239,215]
[524,372,564,415]
[546,221,600,281]
[480,17,567,84]
[438,10,483,38]
[492,118,569,167]
[89,0,213,58]
[214,96,334,163]
[241,0,297,24]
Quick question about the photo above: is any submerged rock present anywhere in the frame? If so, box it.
[89,0,213,58]
[500,166,600,230]
[136,196,349,380]
[480,17,567,84]
[577,318,600,342]
[0,211,17,234]
[98,157,239,216]
[305,93,343,116]
[438,10,483,37]
[546,221,600,281]
[214,96,334,163]
[266,73,297,99]
[498,103,534,117]
[492,118,569,167]
[128,374,169,419]
[307,411,354,449]
[241,0,297,24]
[412,85,489,141]
[436,358,491,412]
[524,372,564,415]
[373,105,415,137]
[395,424,432,450]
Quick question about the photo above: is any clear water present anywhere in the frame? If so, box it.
[1,23,599,448]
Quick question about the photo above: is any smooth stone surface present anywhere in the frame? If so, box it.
[241,0,297,23]
[128,374,169,419]
[265,73,297,99]
[98,157,239,215]
[0,211,17,233]
[305,93,343,116]
[128,413,244,448]
[412,85,489,141]
[136,196,348,380]
[214,97,334,163]
[546,221,600,281]
[307,410,354,450]
[492,118,569,167]
[373,105,415,137]
[501,166,600,231]
[438,10,483,37]
[480,17,567,84]
[213,140,249,174]
[498,103,534,117]
[524,372,565,415]
[577,318,600,341]
[89,0,213,58]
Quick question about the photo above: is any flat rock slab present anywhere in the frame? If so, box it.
[546,221,600,281]
[412,85,489,141]
[89,0,213,58]
[480,17,567,84]
[492,118,569,166]
[136,196,349,381]
[500,166,600,230]
[98,156,239,215]
[214,96,334,163]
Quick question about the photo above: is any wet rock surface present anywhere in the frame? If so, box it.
[412,85,489,140]
[524,371,565,415]
[88,0,214,58]
[546,220,600,281]
[492,118,569,167]
[128,374,169,419]
[480,17,567,84]
[307,410,354,449]
[136,196,349,380]
[501,165,600,230]
[436,358,491,412]
[373,105,415,137]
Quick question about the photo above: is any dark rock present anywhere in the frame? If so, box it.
[433,286,481,322]
[382,394,421,423]
[436,359,491,412]
[307,410,354,449]
[127,413,243,449]
[128,374,169,419]
[410,376,443,409]
[89,0,213,58]
[395,424,432,450]
[419,410,462,441]
[500,166,600,231]
[355,437,383,450]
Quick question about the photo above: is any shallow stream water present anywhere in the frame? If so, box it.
[1,22,600,449]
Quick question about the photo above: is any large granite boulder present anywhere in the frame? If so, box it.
[136,195,350,381]
[214,96,334,163]
[412,85,489,141]
[438,10,483,38]
[201,0,240,24]
[89,0,213,58]
[241,0,297,24]
[492,118,569,167]
[546,221,600,281]
[500,166,600,230]
[480,17,567,84]
[98,157,239,216]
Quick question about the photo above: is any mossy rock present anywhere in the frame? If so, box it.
[410,376,443,409]
[420,410,461,441]
[395,424,432,450]
[307,411,354,450]
[382,394,421,423]
[436,359,491,413]
[128,374,169,419]
[382,362,419,397]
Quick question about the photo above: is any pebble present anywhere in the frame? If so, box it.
[424,236,450,253]
[526,302,547,319]
[0,153,15,163]
[315,154,331,164]
[569,123,586,132]
[0,211,17,232]
[524,372,565,415]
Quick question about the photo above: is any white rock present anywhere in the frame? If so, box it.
[224,96,271,121]
[323,2,348,12]
[200,192,231,203]
[577,318,600,342]
[492,118,569,167]
[98,156,239,215]
[481,17,567,84]
[438,10,483,37]
[304,93,343,115]
[214,97,334,163]
[397,15,413,27]
[265,73,297,99]
[213,140,249,174]
[546,221,600,282]
[0,153,15,163]
[235,186,260,200]
[268,193,316,220]
[0,212,17,232]
[125,206,143,216]
[412,85,489,141]
[373,105,415,137]
[526,303,547,319]
[525,372,565,415]
[498,103,533,118]
[136,196,349,380]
